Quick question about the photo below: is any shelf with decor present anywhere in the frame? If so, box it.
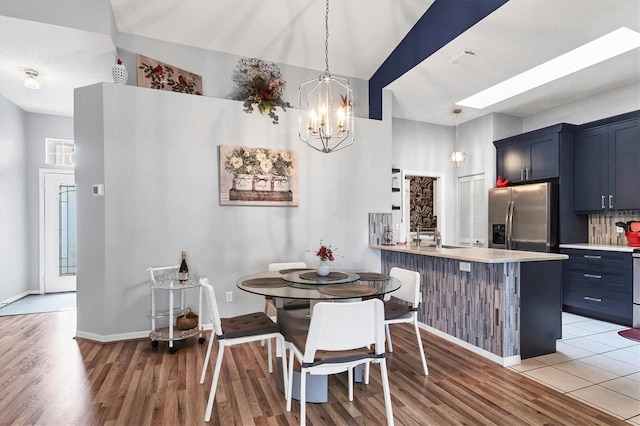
[392,168,401,212]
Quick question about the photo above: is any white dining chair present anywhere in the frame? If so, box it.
[199,278,288,423]
[384,266,429,375]
[286,299,394,426]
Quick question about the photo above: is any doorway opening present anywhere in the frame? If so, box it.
[399,170,445,245]
[39,170,76,294]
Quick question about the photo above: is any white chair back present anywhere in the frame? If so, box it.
[200,278,223,337]
[303,299,385,364]
[268,262,307,271]
[146,264,179,284]
[387,267,421,307]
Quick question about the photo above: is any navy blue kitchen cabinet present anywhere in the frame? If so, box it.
[561,248,633,326]
[574,112,640,212]
[494,124,576,184]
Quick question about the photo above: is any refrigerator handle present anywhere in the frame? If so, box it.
[506,200,514,250]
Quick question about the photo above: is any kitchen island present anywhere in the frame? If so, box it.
[370,244,568,366]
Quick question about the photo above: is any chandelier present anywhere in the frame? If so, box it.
[449,108,466,167]
[299,0,354,153]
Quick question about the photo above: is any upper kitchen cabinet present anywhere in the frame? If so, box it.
[494,124,576,184]
[574,112,640,212]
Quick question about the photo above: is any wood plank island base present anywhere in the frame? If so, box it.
[370,244,568,366]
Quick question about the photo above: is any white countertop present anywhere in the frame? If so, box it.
[559,243,637,253]
[370,244,568,263]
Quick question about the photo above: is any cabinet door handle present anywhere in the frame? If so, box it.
[526,168,530,180]
[601,195,605,209]
[609,195,613,209]
[521,169,525,180]
[583,296,602,302]
[583,255,601,259]
[584,274,602,279]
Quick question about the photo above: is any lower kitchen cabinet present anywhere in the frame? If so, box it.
[561,248,633,326]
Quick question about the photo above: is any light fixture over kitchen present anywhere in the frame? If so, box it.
[23,68,41,90]
[449,108,466,168]
[299,0,354,154]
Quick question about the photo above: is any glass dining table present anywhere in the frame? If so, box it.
[236,268,402,402]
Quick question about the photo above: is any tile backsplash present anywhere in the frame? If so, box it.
[588,211,640,245]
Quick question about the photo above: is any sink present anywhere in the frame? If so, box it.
[422,243,468,249]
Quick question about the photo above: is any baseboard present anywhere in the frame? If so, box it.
[418,322,521,367]
[76,323,214,343]
[0,290,41,307]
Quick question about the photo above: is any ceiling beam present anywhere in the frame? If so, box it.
[368,0,509,120]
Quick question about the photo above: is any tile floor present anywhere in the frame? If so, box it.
[510,312,640,424]
[0,292,76,316]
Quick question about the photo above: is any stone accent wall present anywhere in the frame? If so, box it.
[589,211,640,246]
[382,250,519,358]
[368,213,393,245]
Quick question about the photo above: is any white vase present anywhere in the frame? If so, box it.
[233,174,252,191]
[253,174,272,191]
[112,62,128,85]
[316,260,331,277]
[272,176,290,192]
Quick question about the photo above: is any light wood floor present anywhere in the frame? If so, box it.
[0,310,628,425]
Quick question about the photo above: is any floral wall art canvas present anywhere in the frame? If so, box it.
[136,54,202,95]
[218,145,299,206]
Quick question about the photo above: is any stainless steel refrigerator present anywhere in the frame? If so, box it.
[488,182,558,252]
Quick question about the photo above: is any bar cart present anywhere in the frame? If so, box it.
[146,265,205,353]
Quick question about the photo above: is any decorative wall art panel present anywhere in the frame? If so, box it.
[218,145,299,206]
[136,54,202,95]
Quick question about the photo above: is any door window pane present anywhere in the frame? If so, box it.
[59,184,76,276]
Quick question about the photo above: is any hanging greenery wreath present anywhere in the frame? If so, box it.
[231,58,292,124]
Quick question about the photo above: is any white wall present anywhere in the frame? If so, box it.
[523,82,640,131]
[74,83,391,339]
[0,95,28,303]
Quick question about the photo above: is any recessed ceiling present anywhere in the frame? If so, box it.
[0,0,638,125]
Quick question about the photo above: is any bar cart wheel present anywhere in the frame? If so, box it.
[168,344,177,354]
[199,337,205,344]
[151,340,158,348]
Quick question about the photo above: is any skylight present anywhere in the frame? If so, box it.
[456,27,640,109]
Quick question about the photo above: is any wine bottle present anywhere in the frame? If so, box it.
[179,251,189,282]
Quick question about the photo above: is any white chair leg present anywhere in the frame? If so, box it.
[261,339,265,347]
[364,361,370,385]
[279,336,288,398]
[267,338,273,373]
[204,342,225,422]
[379,358,394,426]
[348,367,354,401]
[200,331,215,384]
[286,348,295,412]
[414,318,429,375]
[300,367,307,426]
[385,323,394,352]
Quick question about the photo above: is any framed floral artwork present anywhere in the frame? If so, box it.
[218,145,299,207]
[136,54,202,95]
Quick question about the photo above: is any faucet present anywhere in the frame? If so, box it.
[413,226,422,246]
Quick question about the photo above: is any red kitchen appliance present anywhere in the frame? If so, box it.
[625,232,640,247]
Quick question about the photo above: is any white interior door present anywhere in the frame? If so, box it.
[44,172,76,293]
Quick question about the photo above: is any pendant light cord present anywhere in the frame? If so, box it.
[324,0,330,74]
[454,108,461,149]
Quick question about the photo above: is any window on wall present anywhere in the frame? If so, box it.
[458,174,485,246]
[45,139,75,166]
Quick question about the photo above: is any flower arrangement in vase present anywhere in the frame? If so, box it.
[314,241,335,277]
[231,58,292,124]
